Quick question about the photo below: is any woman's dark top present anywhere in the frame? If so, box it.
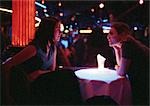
[17,43,55,74]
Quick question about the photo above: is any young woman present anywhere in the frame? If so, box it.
[2,16,63,104]
[107,22,149,105]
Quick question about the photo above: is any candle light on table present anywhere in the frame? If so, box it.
[97,54,106,70]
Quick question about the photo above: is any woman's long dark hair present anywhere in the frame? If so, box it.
[31,17,60,52]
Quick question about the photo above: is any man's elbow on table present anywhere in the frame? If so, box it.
[117,70,126,76]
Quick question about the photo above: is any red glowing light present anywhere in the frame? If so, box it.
[12,0,35,47]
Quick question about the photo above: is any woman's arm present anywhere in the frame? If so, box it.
[57,46,71,66]
[50,46,57,71]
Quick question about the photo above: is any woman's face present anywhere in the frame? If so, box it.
[53,22,63,42]
[107,27,121,47]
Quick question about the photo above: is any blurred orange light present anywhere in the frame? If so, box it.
[36,11,38,14]
[42,0,45,4]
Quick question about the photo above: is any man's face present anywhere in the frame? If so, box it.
[107,27,121,47]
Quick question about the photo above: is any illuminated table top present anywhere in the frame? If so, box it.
[75,68,132,105]
[75,68,123,84]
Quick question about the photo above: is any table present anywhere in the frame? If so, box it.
[75,68,132,105]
